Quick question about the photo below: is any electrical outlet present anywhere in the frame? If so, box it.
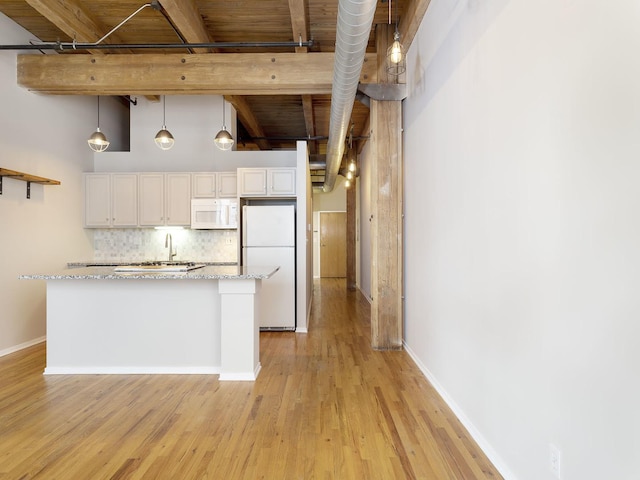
[225,237,233,245]
[549,444,561,479]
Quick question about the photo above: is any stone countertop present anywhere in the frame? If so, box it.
[20,265,279,281]
[66,261,238,267]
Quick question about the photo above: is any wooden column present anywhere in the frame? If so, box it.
[346,180,357,291]
[370,24,404,350]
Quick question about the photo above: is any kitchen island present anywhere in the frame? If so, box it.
[21,265,278,381]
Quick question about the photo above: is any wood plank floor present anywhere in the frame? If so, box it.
[0,279,502,479]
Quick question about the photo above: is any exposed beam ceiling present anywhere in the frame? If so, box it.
[1,0,432,154]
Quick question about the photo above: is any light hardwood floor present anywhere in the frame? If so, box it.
[0,279,502,479]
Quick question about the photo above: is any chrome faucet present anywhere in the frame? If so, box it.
[165,233,177,261]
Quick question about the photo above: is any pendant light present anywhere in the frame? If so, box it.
[385,0,405,77]
[88,96,110,152]
[154,95,175,150]
[214,97,234,151]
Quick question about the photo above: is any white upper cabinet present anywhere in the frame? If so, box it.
[217,172,238,197]
[192,172,237,198]
[138,174,165,226]
[84,174,111,227]
[85,173,138,228]
[192,173,217,198]
[139,173,191,227]
[238,168,267,196]
[238,168,296,197]
[269,168,296,196]
[165,173,192,226]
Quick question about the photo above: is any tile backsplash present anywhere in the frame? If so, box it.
[92,229,238,263]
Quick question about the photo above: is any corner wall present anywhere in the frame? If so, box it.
[0,13,95,355]
[403,1,640,479]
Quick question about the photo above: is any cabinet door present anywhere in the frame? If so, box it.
[138,174,165,226]
[217,172,237,197]
[238,169,267,196]
[84,174,111,227]
[269,168,296,196]
[192,173,217,197]
[112,174,138,227]
[166,173,191,226]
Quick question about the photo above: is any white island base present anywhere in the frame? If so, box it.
[37,268,273,381]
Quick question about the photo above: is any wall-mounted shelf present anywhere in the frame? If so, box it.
[0,168,61,199]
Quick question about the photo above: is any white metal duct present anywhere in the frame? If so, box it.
[323,0,378,192]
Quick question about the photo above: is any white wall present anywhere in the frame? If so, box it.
[93,95,296,172]
[403,1,640,479]
[0,13,95,355]
[295,141,313,332]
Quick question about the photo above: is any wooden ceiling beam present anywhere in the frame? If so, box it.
[24,0,130,54]
[226,95,272,151]
[157,0,213,53]
[288,0,308,53]
[398,0,432,51]
[17,52,378,95]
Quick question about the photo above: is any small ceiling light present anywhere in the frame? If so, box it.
[344,179,351,188]
[88,96,110,153]
[388,31,404,65]
[349,160,356,172]
[346,171,353,180]
[155,96,175,150]
[386,0,406,77]
[214,97,234,151]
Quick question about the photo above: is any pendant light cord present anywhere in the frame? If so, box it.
[221,96,226,128]
[162,95,166,126]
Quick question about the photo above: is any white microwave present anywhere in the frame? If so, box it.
[191,198,238,229]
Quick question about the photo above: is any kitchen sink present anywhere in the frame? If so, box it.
[114,262,205,273]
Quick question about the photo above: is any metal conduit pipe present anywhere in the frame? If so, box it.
[322,0,377,193]
[0,41,315,51]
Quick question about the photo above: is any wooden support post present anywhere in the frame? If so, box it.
[370,24,404,350]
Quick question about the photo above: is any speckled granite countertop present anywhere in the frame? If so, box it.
[66,261,238,268]
[20,265,278,281]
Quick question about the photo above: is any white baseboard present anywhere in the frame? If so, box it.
[403,342,517,480]
[44,366,220,375]
[218,362,261,381]
[0,336,46,358]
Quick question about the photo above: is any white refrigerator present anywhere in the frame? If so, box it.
[242,205,296,330]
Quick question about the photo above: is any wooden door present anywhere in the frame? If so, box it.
[320,212,347,277]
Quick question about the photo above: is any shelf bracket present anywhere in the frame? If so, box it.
[0,167,60,199]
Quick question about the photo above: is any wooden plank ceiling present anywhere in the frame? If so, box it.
[0,0,422,156]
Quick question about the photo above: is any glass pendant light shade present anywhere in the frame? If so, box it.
[214,97,234,151]
[155,96,175,150]
[214,128,234,150]
[88,127,110,152]
[386,30,406,76]
[88,96,110,152]
[155,128,175,150]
